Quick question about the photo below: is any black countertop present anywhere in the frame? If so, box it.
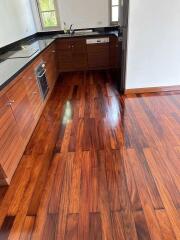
[0,30,122,91]
[0,37,55,90]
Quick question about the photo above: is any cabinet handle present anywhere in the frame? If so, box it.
[52,50,56,53]
[37,69,46,78]
[7,100,15,106]
[32,91,38,95]
[8,99,15,103]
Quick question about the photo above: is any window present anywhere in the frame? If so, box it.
[37,0,59,29]
[111,0,119,24]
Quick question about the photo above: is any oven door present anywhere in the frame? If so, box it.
[36,63,49,100]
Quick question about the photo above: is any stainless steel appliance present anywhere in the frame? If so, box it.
[35,62,49,100]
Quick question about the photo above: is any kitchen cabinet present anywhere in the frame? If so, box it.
[56,38,87,71]
[0,95,23,185]
[0,42,58,186]
[56,36,120,72]
[6,77,35,141]
[87,38,110,69]
[43,44,58,89]
[71,38,87,70]
[23,67,42,120]
[56,39,73,71]
[109,36,121,68]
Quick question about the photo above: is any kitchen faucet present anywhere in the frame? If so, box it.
[69,24,74,35]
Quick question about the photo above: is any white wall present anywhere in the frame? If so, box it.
[58,0,109,29]
[126,0,180,89]
[0,0,36,48]
[31,0,110,32]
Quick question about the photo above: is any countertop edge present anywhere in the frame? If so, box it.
[0,39,56,91]
[0,31,120,92]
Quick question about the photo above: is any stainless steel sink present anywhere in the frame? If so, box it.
[53,31,99,39]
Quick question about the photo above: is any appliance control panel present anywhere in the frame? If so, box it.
[86,37,110,44]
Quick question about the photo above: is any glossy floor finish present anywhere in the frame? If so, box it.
[0,71,180,240]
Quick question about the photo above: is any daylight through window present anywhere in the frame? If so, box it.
[37,0,59,29]
[111,0,119,23]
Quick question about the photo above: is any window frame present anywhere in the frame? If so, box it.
[36,0,60,30]
[110,0,120,25]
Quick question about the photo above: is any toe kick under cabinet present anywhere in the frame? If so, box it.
[0,43,57,185]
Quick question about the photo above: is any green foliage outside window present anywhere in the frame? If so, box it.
[38,0,58,28]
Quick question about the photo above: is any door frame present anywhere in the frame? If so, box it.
[120,0,129,94]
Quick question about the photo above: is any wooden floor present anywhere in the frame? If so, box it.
[0,71,179,240]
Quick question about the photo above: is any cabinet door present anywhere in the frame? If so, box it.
[71,38,87,70]
[56,39,73,71]
[87,43,109,69]
[23,68,42,120]
[0,95,23,182]
[57,50,73,71]
[109,36,121,68]
[45,45,58,89]
[6,78,35,141]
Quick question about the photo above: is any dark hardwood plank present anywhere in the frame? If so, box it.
[97,150,114,240]
[156,209,176,240]
[127,149,163,240]
[111,211,126,240]
[20,216,35,240]
[133,211,151,240]
[144,148,180,239]
[42,214,58,240]
[0,216,15,240]
[56,153,74,240]
[89,213,102,240]
[65,214,79,240]
[0,71,179,239]
[78,151,91,240]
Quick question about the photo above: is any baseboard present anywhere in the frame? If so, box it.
[125,85,180,94]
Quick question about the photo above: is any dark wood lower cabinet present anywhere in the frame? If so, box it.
[72,38,87,70]
[0,36,121,186]
[56,38,88,72]
[87,43,109,69]
[6,78,35,141]
[0,95,23,185]
[57,50,73,71]
[56,36,120,72]
[23,68,42,120]
[0,43,57,186]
